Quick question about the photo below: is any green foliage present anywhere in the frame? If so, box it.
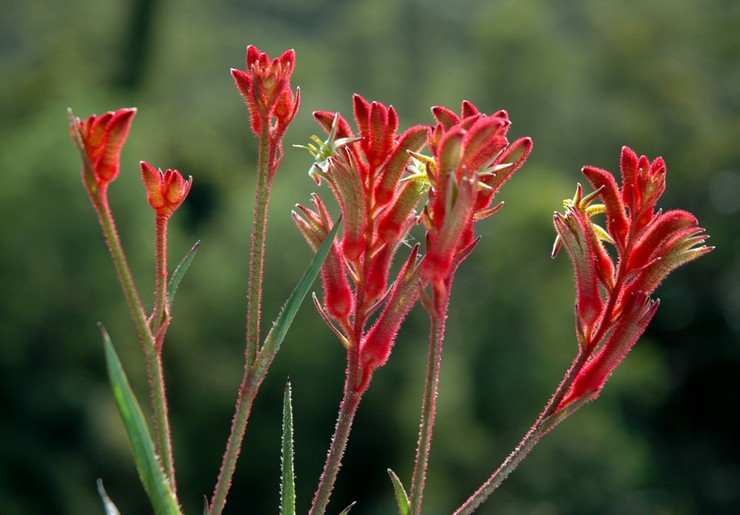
[281,382,296,515]
[387,469,410,515]
[102,328,181,515]
[167,241,200,307]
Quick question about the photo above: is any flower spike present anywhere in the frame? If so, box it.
[422,101,532,289]
[553,146,713,406]
[295,95,432,392]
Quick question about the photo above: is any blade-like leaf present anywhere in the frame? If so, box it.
[101,325,182,515]
[281,382,296,515]
[338,501,357,515]
[167,240,200,306]
[253,220,341,375]
[387,469,410,515]
[97,479,121,515]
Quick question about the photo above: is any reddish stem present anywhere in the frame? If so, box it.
[409,283,450,515]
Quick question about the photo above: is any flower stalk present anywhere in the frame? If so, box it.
[209,45,300,515]
[455,146,711,513]
[409,101,532,514]
[208,121,271,515]
[69,109,178,494]
[295,97,427,514]
[408,290,447,515]
[309,350,364,515]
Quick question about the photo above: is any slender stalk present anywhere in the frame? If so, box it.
[151,215,169,336]
[454,418,548,515]
[93,193,177,493]
[453,350,591,514]
[209,366,261,515]
[454,238,637,514]
[245,125,272,367]
[408,288,449,515]
[309,350,364,515]
[210,122,275,515]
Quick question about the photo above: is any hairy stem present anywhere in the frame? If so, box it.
[210,122,275,515]
[245,125,272,367]
[93,192,177,494]
[409,288,450,515]
[209,366,261,515]
[453,350,591,514]
[309,350,364,515]
[151,215,169,336]
[454,241,636,513]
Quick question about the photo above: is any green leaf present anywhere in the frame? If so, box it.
[101,325,182,515]
[387,469,410,515]
[167,240,200,306]
[338,501,357,515]
[253,220,341,375]
[96,479,121,515]
[280,382,296,515]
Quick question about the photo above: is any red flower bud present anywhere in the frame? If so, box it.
[69,108,136,194]
[140,161,192,218]
[293,195,354,324]
[553,205,605,344]
[377,180,426,244]
[373,126,428,206]
[322,244,354,323]
[582,165,630,251]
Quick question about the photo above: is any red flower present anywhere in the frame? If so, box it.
[140,161,192,218]
[232,45,300,137]
[553,146,713,408]
[294,95,427,391]
[421,101,532,294]
[69,108,136,195]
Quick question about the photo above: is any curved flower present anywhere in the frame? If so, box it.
[68,108,137,196]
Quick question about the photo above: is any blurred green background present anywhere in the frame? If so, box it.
[1,0,738,513]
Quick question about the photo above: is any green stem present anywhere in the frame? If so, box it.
[309,350,364,515]
[210,122,274,515]
[93,192,177,494]
[409,288,449,515]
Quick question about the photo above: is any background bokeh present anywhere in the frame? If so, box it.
[1,0,738,513]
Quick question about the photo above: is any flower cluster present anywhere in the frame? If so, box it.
[553,146,713,408]
[420,102,532,304]
[68,43,716,515]
[293,94,428,392]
